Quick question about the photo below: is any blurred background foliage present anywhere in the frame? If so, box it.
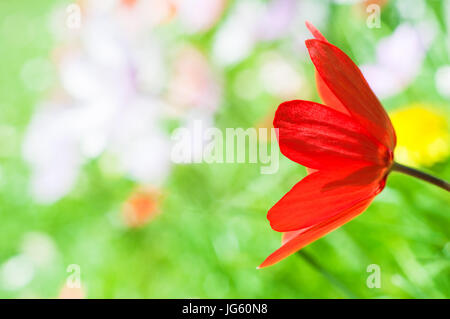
[0,0,448,298]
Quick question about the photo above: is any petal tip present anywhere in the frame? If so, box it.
[305,21,327,42]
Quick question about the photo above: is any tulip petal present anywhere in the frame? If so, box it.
[268,166,386,232]
[305,39,396,150]
[260,196,374,268]
[315,71,349,115]
[281,228,309,245]
[305,21,328,42]
[274,100,389,169]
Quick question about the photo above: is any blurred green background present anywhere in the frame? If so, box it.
[0,0,449,298]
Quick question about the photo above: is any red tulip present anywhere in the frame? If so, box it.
[258,22,398,268]
[259,22,450,268]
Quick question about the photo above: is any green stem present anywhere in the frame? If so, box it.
[391,162,450,192]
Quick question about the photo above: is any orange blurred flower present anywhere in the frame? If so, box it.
[122,188,162,228]
[121,0,138,8]
[58,284,85,299]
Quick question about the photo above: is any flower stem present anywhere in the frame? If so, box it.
[391,162,450,192]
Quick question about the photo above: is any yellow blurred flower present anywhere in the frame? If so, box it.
[390,104,450,167]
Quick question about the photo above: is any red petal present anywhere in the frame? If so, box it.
[306,39,396,150]
[259,196,374,268]
[305,21,328,42]
[273,100,389,170]
[316,71,348,115]
[268,166,386,232]
[281,228,309,245]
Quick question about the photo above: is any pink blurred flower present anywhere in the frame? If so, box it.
[361,23,435,98]
[256,0,297,41]
[174,0,227,33]
[168,46,221,114]
[23,2,173,203]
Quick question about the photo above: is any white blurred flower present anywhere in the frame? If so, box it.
[23,3,173,203]
[0,255,34,291]
[213,0,329,64]
[116,0,176,32]
[23,98,171,203]
[259,51,304,99]
[435,65,450,99]
[174,110,215,164]
[109,98,172,183]
[85,0,117,13]
[174,0,226,33]
[290,0,329,56]
[168,46,221,114]
[212,0,265,66]
[60,54,107,101]
[133,36,167,95]
[82,18,130,70]
[21,232,58,268]
[361,23,435,99]
[256,0,297,41]
[166,46,221,165]
[22,103,84,203]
